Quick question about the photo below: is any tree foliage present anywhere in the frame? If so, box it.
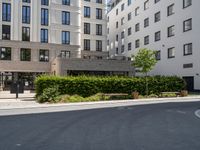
[132,48,157,75]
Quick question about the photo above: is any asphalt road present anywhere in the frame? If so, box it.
[0,101,200,150]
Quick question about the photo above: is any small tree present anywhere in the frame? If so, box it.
[132,48,157,95]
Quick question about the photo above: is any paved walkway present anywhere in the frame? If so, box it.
[0,91,200,113]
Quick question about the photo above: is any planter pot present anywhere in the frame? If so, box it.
[132,91,139,99]
[180,90,188,97]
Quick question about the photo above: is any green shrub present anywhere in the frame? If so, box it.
[37,85,60,103]
[35,75,186,100]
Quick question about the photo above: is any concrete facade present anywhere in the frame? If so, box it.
[107,0,200,91]
[0,0,134,90]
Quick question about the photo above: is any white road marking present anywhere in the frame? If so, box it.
[194,109,200,119]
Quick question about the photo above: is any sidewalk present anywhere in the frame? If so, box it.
[0,92,200,111]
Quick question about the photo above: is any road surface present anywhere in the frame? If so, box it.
[0,101,200,150]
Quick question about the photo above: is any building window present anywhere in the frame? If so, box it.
[116,34,118,41]
[144,35,149,45]
[62,11,70,25]
[183,18,192,32]
[155,0,160,4]
[41,8,49,26]
[144,0,149,10]
[0,47,11,60]
[121,31,124,39]
[96,40,102,51]
[121,17,125,25]
[144,18,149,28]
[154,11,161,22]
[135,7,139,16]
[155,31,161,41]
[84,6,90,18]
[168,47,175,58]
[40,29,48,43]
[23,0,31,3]
[168,25,175,37]
[116,48,119,54]
[183,0,192,8]
[41,0,49,6]
[62,0,70,5]
[128,0,132,6]
[135,23,140,32]
[128,27,132,36]
[96,8,102,19]
[96,24,102,35]
[84,23,90,34]
[135,39,140,48]
[96,0,102,4]
[62,31,70,45]
[60,50,70,58]
[121,45,125,53]
[116,21,118,28]
[2,25,11,40]
[20,48,31,61]
[116,9,118,15]
[22,27,30,41]
[128,12,132,21]
[2,3,11,22]
[184,43,192,55]
[121,3,124,11]
[84,39,90,51]
[128,42,132,51]
[22,6,30,24]
[167,4,175,16]
[155,50,161,60]
[39,49,49,62]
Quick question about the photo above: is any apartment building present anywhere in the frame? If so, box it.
[0,0,134,90]
[107,0,200,91]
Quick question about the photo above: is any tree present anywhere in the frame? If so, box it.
[131,48,157,95]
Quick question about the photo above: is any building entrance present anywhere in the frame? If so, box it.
[0,72,44,91]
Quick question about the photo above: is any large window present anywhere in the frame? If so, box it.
[168,47,175,58]
[20,48,31,61]
[184,43,192,55]
[84,23,90,34]
[0,47,11,60]
[168,25,175,37]
[2,25,10,40]
[183,0,192,8]
[2,3,11,22]
[62,31,70,45]
[41,8,49,26]
[62,11,70,25]
[84,39,90,51]
[183,18,192,32]
[41,29,48,43]
[96,8,102,19]
[62,0,70,5]
[22,6,30,24]
[96,24,102,35]
[41,0,49,6]
[39,49,49,62]
[22,27,30,41]
[96,40,102,51]
[84,6,90,18]
[60,50,70,58]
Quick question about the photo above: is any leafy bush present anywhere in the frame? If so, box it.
[35,75,186,100]
[37,86,60,103]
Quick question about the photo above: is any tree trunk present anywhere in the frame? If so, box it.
[145,73,148,96]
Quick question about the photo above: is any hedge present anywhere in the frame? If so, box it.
[35,75,186,97]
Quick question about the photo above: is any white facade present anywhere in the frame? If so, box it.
[107,0,200,91]
[0,0,107,56]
